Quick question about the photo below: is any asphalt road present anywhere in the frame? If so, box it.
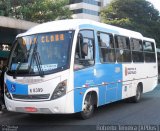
[0,85,160,131]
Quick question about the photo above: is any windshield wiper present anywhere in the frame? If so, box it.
[13,56,25,79]
[29,38,44,77]
[33,51,44,77]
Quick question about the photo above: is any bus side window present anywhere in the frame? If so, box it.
[97,32,115,63]
[115,35,131,63]
[74,30,95,70]
[130,38,144,63]
[143,41,156,63]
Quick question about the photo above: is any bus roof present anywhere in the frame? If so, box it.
[143,37,155,43]
[17,19,143,38]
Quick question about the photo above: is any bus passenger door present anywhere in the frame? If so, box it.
[73,30,96,113]
[96,32,122,105]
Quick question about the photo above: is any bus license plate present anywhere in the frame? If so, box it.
[29,88,43,94]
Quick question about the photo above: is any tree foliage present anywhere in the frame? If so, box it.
[0,0,72,23]
[100,0,160,47]
[0,0,11,16]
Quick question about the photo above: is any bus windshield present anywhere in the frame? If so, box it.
[8,30,74,76]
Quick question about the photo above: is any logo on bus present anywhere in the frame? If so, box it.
[11,84,16,92]
[125,67,137,76]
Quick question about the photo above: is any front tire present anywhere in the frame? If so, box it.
[79,93,94,119]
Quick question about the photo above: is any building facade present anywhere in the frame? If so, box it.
[68,0,111,21]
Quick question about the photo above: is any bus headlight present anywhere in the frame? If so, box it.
[4,84,12,100]
[51,80,67,100]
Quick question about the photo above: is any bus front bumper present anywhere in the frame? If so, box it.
[4,95,72,114]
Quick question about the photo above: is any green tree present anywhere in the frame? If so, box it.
[100,0,160,47]
[18,0,72,23]
[0,0,11,16]
[0,0,32,18]
[0,0,72,23]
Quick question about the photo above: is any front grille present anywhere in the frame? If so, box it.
[12,94,50,100]
[15,79,44,84]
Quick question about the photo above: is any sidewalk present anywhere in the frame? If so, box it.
[0,105,6,114]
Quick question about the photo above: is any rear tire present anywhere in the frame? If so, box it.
[130,85,142,103]
[79,93,94,119]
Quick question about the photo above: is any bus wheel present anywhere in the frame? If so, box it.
[80,93,94,119]
[131,85,142,103]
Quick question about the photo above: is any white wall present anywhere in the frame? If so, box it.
[72,13,100,21]
[68,3,100,12]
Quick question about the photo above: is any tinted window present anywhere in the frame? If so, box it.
[115,35,131,62]
[74,30,95,70]
[98,32,115,63]
[98,33,114,48]
[115,36,130,49]
[143,41,155,52]
[143,41,156,63]
[132,51,144,62]
[130,38,143,51]
[116,50,131,63]
[130,38,144,63]
[145,53,156,62]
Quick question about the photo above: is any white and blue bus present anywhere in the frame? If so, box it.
[4,19,158,119]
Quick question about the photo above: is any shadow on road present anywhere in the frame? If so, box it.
[0,85,159,126]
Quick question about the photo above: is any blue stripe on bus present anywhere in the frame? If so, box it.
[74,24,123,113]
[74,67,94,112]
[6,79,28,95]
[95,64,122,105]
[74,64,123,112]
